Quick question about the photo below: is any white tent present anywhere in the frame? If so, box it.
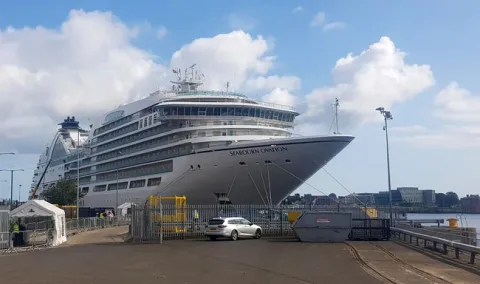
[117,202,133,216]
[10,200,67,246]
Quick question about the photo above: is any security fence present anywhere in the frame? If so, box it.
[0,216,130,255]
[130,204,400,242]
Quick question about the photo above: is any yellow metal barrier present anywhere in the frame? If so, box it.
[149,196,187,233]
[288,211,301,224]
[361,207,378,218]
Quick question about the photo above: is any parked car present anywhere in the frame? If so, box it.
[204,217,262,241]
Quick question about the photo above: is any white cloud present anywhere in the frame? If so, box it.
[171,30,273,91]
[433,82,480,123]
[310,12,326,27]
[0,10,167,152]
[262,88,297,107]
[323,22,346,32]
[227,13,257,31]
[390,125,428,134]
[394,83,480,148]
[392,125,480,148]
[300,36,435,130]
[292,6,303,13]
[156,25,167,39]
[244,75,301,92]
[0,10,288,153]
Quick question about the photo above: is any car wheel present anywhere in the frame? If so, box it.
[254,229,261,239]
[231,230,238,241]
[208,236,217,241]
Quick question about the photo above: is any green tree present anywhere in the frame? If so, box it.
[444,191,459,207]
[40,179,85,206]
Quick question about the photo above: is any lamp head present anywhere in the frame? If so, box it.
[375,107,384,112]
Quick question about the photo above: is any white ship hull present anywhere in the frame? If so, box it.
[81,135,353,207]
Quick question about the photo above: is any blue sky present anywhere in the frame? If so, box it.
[0,0,479,200]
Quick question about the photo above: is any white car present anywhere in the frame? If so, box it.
[204,217,262,241]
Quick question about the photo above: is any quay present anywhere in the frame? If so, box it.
[1,227,480,284]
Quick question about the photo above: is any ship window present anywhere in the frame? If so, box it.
[227,107,234,116]
[242,107,249,116]
[130,179,146,188]
[198,107,206,115]
[185,106,192,115]
[260,109,265,118]
[191,107,198,116]
[249,108,255,117]
[144,118,147,126]
[163,107,170,115]
[149,116,152,125]
[207,107,214,116]
[147,177,162,186]
[178,107,185,115]
[255,108,260,117]
[213,107,221,116]
[234,107,242,116]
[264,160,272,164]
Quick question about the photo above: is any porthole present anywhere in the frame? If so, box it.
[264,160,272,164]
[285,159,291,163]
[239,162,246,165]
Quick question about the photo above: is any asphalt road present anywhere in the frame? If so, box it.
[0,228,380,284]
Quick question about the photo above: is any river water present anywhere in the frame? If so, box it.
[407,213,480,243]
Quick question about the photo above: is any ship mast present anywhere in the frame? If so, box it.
[170,63,204,93]
[333,98,340,134]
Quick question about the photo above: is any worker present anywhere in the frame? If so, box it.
[193,209,199,231]
[99,212,105,228]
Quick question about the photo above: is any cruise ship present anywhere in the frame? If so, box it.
[30,65,354,208]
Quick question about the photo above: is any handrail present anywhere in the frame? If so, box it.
[391,227,480,264]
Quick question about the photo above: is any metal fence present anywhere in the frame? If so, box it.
[0,216,130,255]
[130,204,397,242]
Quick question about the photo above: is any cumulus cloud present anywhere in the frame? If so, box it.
[393,82,480,148]
[0,10,167,153]
[244,75,301,92]
[262,88,297,107]
[171,30,273,91]
[433,82,480,123]
[300,36,435,130]
[0,10,293,153]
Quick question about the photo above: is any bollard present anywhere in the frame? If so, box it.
[455,248,460,259]
[470,252,476,264]
[443,244,448,255]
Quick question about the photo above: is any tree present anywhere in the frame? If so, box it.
[40,179,85,206]
[444,192,459,207]
[435,193,446,207]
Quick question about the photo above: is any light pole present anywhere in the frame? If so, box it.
[76,130,81,220]
[0,169,25,210]
[18,184,22,202]
[115,151,122,215]
[376,107,393,226]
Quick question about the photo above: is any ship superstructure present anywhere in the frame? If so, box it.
[31,65,354,207]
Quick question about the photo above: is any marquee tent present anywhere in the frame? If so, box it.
[117,202,133,216]
[10,200,67,246]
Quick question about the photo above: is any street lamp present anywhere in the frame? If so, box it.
[376,107,393,226]
[115,151,122,215]
[0,169,25,210]
[18,184,22,203]
[76,130,81,220]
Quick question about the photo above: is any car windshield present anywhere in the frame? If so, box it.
[208,219,224,225]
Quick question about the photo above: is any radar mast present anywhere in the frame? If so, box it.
[170,63,204,92]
